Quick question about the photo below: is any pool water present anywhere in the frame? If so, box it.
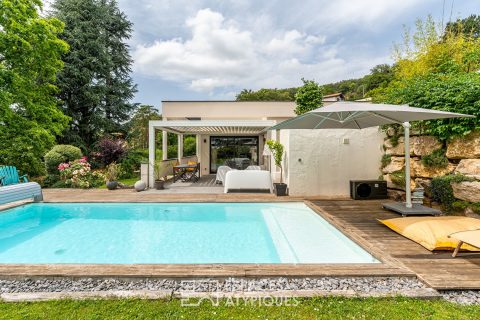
[0,202,378,264]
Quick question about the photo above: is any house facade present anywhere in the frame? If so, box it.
[148,100,384,197]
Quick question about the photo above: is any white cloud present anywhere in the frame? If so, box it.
[133,8,366,93]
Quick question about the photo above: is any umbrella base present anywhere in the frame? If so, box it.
[382,202,442,217]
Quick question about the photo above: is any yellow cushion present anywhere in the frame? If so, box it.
[379,216,480,251]
[186,161,197,172]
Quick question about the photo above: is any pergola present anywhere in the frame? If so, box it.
[147,120,276,187]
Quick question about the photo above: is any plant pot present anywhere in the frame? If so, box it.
[106,181,118,190]
[154,180,164,190]
[274,183,288,196]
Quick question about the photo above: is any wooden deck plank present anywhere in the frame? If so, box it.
[311,199,480,290]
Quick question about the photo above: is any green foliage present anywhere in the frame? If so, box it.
[431,174,474,211]
[44,144,83,174]
[294,79,323,115]
[126,105,161,149]
[390,169,406,188]
[421,149,448,168]
[372,18,480,140]
[452,200,480,214]
[104,162,119,182]
[266,140,285,182]
[445,14,480,39]
[184,136,197,157]
[236,88,297,101]
[117,149,147,179]
[381,154,392,169]
[0,0,70,176]
[53,0,137,149]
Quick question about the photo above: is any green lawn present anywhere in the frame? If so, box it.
[0,297,479,320]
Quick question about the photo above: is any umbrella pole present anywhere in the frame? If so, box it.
[403,122,412,208]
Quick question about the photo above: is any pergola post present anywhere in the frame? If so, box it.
[148,123,155,188]
[162,130,168,161]
[177,134,183,162]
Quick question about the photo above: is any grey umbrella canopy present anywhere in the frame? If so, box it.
[270,102,474,212]
[270,102,473,130]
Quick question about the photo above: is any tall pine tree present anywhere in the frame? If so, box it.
[52,0,137,150]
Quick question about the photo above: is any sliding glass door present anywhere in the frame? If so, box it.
[210,136,259,173]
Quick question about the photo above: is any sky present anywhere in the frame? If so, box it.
[44,0,480,110]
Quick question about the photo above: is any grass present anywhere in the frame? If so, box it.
[98,177,139,189]
[0,297,479,319]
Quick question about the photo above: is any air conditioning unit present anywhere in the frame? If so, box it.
[350,180,388,200]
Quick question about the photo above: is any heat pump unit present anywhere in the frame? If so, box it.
[350,180,388,200]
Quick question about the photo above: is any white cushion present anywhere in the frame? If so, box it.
[224,170,272,193]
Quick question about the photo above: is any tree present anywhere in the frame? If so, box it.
[294,79,323,115]
[52,0,137,150]
[236,88,296,101]
[445,14,480,39]
[372,17,480,140]
[0,0,70,176]
[126,105,161,149]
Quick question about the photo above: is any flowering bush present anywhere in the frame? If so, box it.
[58,157,104,188]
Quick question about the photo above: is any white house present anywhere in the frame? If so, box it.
[148,100,384,197]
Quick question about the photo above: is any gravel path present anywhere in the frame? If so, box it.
[0,277,424,294]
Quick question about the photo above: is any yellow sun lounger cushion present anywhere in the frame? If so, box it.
[379,216,480,251]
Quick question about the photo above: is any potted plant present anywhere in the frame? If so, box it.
[266,140,288,196]
[105,162,119,190]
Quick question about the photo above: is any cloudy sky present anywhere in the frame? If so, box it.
[44,0,479,108]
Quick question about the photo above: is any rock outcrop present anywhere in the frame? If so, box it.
[412,136,443,156]
[452,181,480,203]
[454,159,480,180]
[446,131,480,159]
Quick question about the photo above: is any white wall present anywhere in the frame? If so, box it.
[283,128,385,197]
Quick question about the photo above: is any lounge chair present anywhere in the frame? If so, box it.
[449,230,480,257]
[0,166,28,186]
[0,182,43,204]
[224,170,272,193]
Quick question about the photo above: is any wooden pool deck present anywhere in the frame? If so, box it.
[1,190,479,290]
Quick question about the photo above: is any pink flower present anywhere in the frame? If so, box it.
[79,156,88,163]
[58,163,70,171]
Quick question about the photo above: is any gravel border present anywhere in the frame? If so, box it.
[0,277,425,294]
[441,290,480,305]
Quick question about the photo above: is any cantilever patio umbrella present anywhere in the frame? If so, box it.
[269,101,475,216]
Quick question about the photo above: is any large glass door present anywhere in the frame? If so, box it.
[210,136,259,173]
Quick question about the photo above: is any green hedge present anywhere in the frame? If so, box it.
[44,145,83,174]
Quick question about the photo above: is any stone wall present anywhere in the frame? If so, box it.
[382,131,480,204]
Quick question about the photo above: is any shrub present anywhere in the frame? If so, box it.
[118,150,147,179]
[93,136,128,166]
[421,149,449,168]
[381,154,392,169]
[58,157,104,188]
[431,174,474,212]
[452,201,480,214]
[44,145,83,174]
[42,174,61,187]
[390,169,406,188]
[105,163,119,182]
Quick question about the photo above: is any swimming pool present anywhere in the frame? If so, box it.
[0,202,378,264]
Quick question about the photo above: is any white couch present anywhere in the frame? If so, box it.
[224,170,273,193]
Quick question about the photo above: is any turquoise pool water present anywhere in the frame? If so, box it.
[0,202,378,264]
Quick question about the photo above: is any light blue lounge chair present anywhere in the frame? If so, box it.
[0,166,28,186]
[0,182,43,204]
